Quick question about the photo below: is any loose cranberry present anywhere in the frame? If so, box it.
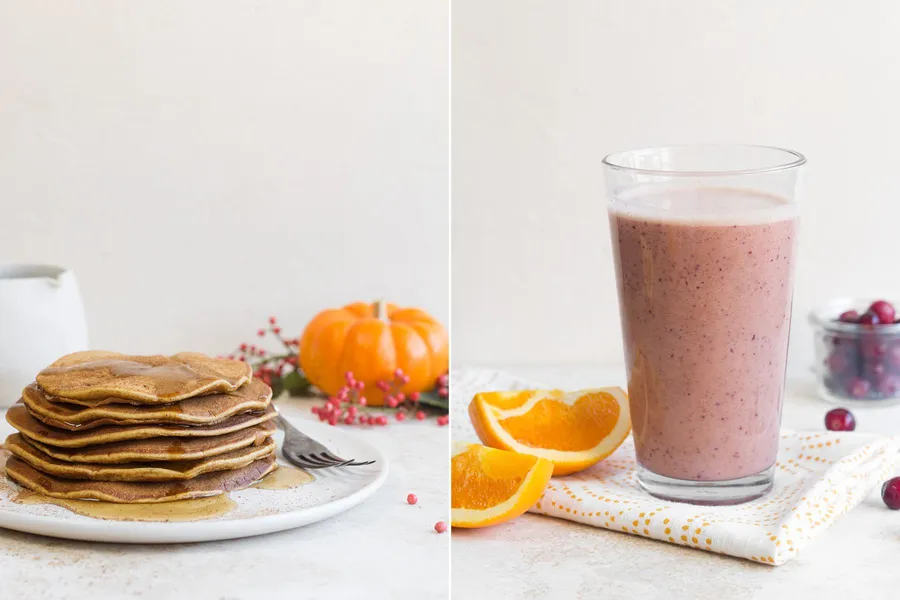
[869,300,896,325]
[434,521,448,533]
[838,310,860,323]
[859,311,880,325]
[825,408,856,431]
[407,493,418,505]
[415,411,426,420]
[848,378,871,399]
[882,478,900,509]
[395,411,406,422]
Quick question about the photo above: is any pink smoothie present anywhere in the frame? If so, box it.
[609,187,797,481]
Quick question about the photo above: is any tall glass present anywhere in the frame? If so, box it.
[603,145,805,505]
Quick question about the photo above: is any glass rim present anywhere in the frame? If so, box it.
[602,144,807,177]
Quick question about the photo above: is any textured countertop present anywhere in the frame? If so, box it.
[0,397,449,600]
[451,365,900,600]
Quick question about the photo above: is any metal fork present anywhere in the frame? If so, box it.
[276,414,375,469]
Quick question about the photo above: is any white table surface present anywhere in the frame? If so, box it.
[452,364,900,600]
[0,396,449,600]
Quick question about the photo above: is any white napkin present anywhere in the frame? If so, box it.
[451,366,900,565]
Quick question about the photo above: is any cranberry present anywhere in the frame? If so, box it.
[434,521,448,533]
[859,311,880,325]
[825,408,856,431]
[865,361,887,382]
[888,344,900,369]
[860,337,887,359]
[838,310,860,323]
[826,351,850,375]
[869,300,896,324]
[882,478,900,509]
[407,493,418,505]
[878,375,900,397]
[848,378,871,399]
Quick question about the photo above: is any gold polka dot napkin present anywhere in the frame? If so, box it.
[451,367,900,565]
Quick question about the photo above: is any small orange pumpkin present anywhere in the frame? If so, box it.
[299,300,449,405]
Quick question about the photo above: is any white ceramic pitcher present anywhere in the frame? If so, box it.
[0,265,89,407]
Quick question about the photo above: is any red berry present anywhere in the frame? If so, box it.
[345,371,356,384]
[328,414,339,426]
[848,378,871,399]
[888,345,900,369]
[387,397,399,408]
[375,415,388,426]
[238,356,246,362]
[859,311,880,325]
[273,327,282,334]
[239,343,248,351]
[416,411,426,420]
[367,416,376,425]
[409,392,420,401]
[400,374,411,385]
[396,412,406,421]
[882,477,900,509]
[878,375,900,397]
[861,337,887,359]
[257,329,266,337]
[347,405,358,417]
[257,348,266,356]
[311,406,320,415]
[396,392,406,402]
[407,493,418,505]
[869,300,896,325]
[355,380,366,390]
[394,368,405,378]
[825,408,856,431]
[376,381,390,392]
[438,387,448,398]
[838,310,860,323]
[344,416,354,425]
[825,351,849,375]
[436,415,449,426]
[358,396,367,406]
[269,316,277,325]
[434,521,448,533]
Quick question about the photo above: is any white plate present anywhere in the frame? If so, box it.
[0,414,388,543]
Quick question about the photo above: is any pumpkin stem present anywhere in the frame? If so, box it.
[373,299,389,322]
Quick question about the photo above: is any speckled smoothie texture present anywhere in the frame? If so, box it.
[609,188,797,481]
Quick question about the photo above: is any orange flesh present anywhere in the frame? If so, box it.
[497,392,620,451]
[451,447,538,510]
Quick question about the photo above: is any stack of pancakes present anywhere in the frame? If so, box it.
[3,351,278,503]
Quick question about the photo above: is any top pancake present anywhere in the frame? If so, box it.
[22,379,272,430]
[35,351,253,403]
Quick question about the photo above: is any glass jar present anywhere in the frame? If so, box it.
[810,298,900,406]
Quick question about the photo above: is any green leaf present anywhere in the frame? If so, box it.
[269,376,285,399]
[415,389,449,413]
[283,370,312,397]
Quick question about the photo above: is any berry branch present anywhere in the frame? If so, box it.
[221,317,449,427]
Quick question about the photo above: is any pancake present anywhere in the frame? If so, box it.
[22,379,272,430]
[19,420,276,463]
[5,433,276,482]
[6,404,276,448]
[5,454,277,503]
[35,351,252,403]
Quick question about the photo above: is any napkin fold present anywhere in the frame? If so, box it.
[451,366,900,565]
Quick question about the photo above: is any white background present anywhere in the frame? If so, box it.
[452,0,900,372]
[0,0,448,355]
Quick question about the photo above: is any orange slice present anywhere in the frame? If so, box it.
[451,441,553,529]
[468,387,631,475]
